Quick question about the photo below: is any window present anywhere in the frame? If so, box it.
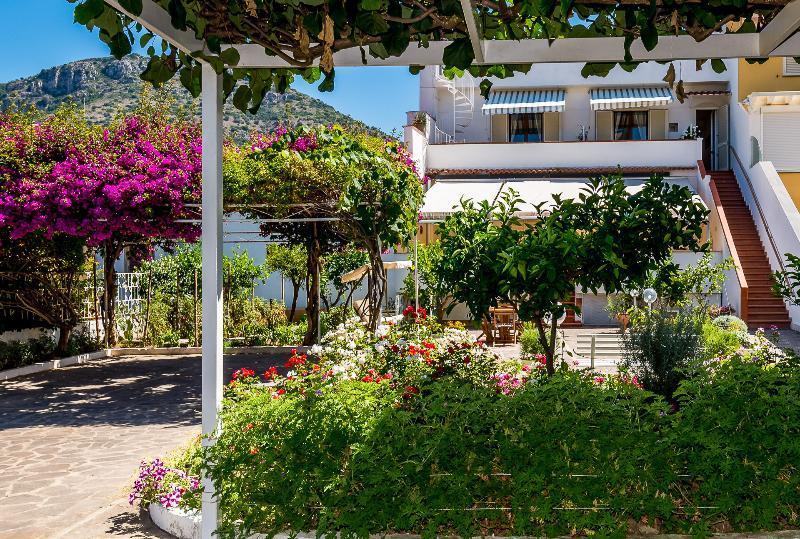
[613,111,648,141]
[509,113,543,142]
[783,57,800,76]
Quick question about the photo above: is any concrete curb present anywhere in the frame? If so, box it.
[1,350,111,381]
[1,346,308,381]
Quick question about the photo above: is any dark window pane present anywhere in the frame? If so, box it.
[509,113,543,142]
[613,111,648,141]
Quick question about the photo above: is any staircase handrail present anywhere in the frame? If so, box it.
[704,161,749,321]
[730,146,789,282]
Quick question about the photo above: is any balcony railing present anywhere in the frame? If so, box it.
[425,139,703,171]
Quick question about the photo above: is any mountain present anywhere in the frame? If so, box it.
[0,55,384,141]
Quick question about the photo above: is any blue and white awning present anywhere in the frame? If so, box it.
[589,87,673,110]
[482,89,566,115]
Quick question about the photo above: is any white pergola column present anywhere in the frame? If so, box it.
[200,63,224,539]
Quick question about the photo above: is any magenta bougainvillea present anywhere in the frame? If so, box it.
[0,105,202,344]
[0,112,201,247]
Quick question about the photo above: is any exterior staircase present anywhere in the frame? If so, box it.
[574,332,623,365]
[710,171,791,328]
[433,66,475,142]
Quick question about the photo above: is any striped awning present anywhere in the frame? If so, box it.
[589,87,673,110]
[482,89,565,115]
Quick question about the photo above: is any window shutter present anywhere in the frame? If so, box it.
[784,57,800,76]
[543,112,560,141]
[491,115,508,142]
[595,111,613,141]
[762,112,800,171]
[648,109,667,140]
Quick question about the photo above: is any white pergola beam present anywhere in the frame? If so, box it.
[459,0,485,64]
[759,0,800,55]
[105,0,205,54]
[772,27,800,55]
[200,64,224,539]
[107,0,800,69]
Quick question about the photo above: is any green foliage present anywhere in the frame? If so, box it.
[322,248,369,307]
[0,329,99,371]
[438,174,708,373]
[223,247,266,299]
[264,244,307,286]
[70,0,780,111]
[138,242,201,296]
[672,355,800,532]
[401,241,453,319]
[712,314,748,333]
[207,358,800,538]
[700,320,744,361]
[519,322,546,359]
[773,252,800,305]
[622,310,702,399]
[645,253,735,311]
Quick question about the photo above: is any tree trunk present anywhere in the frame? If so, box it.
[56,325,72,356]
[288,281,300,322]
[364,240,386,333]
[304,225,322,345]
[534,315,558,375]
[102,242,123,347]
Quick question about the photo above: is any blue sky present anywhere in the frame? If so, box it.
[0,2,419,133]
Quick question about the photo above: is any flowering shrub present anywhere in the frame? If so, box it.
[128,458,200,511]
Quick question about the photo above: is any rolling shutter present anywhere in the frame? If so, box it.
[762,112,800,171]
[784,57,800,76]
[595,110,613,141]
[648,109,667,140]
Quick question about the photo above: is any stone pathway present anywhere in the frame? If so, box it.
[0,352,289,539]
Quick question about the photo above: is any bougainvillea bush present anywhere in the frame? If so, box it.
[186,314,800,538]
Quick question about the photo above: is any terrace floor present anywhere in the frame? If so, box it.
[0,352,289,539]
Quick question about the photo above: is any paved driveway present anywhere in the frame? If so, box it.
[0,352,288,539]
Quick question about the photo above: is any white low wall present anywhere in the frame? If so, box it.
[426,139,702,171]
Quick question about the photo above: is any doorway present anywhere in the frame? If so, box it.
[696,109,716,170]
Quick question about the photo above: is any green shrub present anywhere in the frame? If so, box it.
[672,355,800,533]
[0,336,55,371]
[208,373,670,539]
[519,322,546,358]
[320,305,355,334]
[711,314,748,333]
[700,320,743,361]
[622,310,702,399]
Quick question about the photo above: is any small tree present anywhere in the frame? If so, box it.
[0,231,90,354]
[401,241,454,319]
[438,174,708,374]
[264,244,308,323]
[322,248,369,308]
[225,125,423,338]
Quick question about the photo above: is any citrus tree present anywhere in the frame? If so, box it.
[224,125,423,336]
[438,174,708,374]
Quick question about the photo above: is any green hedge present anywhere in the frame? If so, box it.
[206,356,800,538]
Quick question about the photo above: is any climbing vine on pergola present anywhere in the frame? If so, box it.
[70,0,793,111]
[223,125,424,334]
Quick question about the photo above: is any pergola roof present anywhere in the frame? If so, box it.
[106,0,800,69]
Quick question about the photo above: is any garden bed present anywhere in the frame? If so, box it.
[132,314,800,538]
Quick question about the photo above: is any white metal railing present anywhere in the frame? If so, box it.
[433,66,476,140]
[433,124,454,144]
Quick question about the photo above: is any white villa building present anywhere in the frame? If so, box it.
[405,59,800,329]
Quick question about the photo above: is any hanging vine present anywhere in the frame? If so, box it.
[68,0,788,108]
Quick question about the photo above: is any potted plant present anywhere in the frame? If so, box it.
[606,293,634,331]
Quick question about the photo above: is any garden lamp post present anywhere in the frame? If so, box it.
[630,288,640,310]
[643,288,658,310]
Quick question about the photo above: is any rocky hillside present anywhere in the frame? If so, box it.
[0,56,383,141]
